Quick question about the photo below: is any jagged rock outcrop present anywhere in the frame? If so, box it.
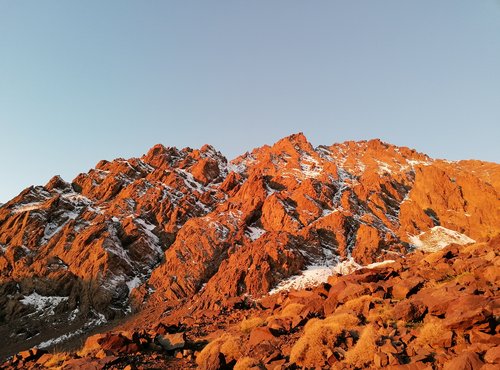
[0,133,498,359]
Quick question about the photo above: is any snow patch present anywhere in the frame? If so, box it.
[376,160,392,175]
[36,311,107,349]
[226,161,246,174]
[321,209,333,217]
[195,199,213,213]
[332,168,351,207]
[68,308,80,321]
[37,331,80,349]
[20,292,68,316]
[269,265,332,294]
[126,276,142,292]
[407,159,431,167]
[409,226,475,252]
[297,153,323,178]
[12,202,44,213]
[134,218,163,255]
[245,226,266,241]
[175,169,208,193]
[62,193,91,204]
[41,210,79,243]
[366,260,396,269]
[209,221,230,240]
[315,146,333,161]
[265,183,278,196]
[269,258,396,294]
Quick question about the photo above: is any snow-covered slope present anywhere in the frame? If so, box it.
[409,226,475,252]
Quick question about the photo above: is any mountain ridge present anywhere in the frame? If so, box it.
[0,134,499,367]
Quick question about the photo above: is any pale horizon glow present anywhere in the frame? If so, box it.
[1,1,499,202]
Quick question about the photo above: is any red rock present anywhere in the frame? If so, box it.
[434,330,454,349]
[35,353,53,366]
[249,327,277,347]
[17,348,46,362]
[323,295,339,316]
[336,282,370,303]
[391,277,424,300]
[444,295,492,329]
[267,317,293,333]
[388,352,401,365]
[374,352,389,367]
[484,346,500,364]
[386,363,430,370]
[469,330,500,345]
[259,295,280,310]
[393,299,427,322]
[442,351,484,370]
[351,223,386,264]
[95,349,107,359]
[155,333,186,351]
[301,297,325,317]
[480,365,500,370]
[380,342,399,354]
[266,358,286,369]
[401,333,415,345]
[415,289,457,316]
[61,356,119,370]
[1,135,499,366]
[18,350,33,361]
[95,333,138,354]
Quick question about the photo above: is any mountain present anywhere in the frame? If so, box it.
[0,134,499,368]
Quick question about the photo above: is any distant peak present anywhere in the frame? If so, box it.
[282,132,308,144]
[45,175,69,191]
[147,143,168,156]
[200,144,214,151]
[274,132,313,152]
[144,143,185,159]
[200,144,220,156]
[142,143,183,168]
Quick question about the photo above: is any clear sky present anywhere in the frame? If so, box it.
[1,1,499,202]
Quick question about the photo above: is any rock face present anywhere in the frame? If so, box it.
[0,133,499,359]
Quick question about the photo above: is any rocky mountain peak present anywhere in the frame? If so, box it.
[143,143,181,168]
[0,135,498,365]
[274,132,311,150]
[44,175,69,191]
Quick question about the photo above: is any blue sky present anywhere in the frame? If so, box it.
[1,1,499,202]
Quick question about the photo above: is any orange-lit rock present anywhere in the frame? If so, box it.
[0,133,498,362]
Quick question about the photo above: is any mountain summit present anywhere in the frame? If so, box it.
[0,135,499,368]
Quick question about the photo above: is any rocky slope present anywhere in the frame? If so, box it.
[0,133,498,365]
[3,237,499,369]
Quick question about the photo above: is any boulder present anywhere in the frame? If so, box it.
[249,327,277,347]
[374,352,389,367]
[155,333,186,351]
[444,295,492,329]
[393,299,427,322]
[442,351,484,370]
[267,317,293,334]
[17,348,46,362]
[98,334,130,354]
[484,346,500,364]
[391,277,424,300]
[61,356,119,370]
[386,363,428,370]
